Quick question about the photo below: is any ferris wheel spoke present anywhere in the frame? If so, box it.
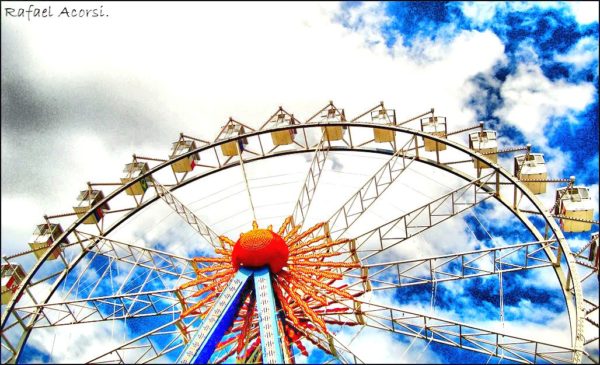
[323,300,578,364]
[87,315,202,364]
[326,135,418,241]
[54,235,194,315]
[286,102,351,231]
[12,288,186,328]
[288,136,329,231]
[152,180,222,249]
[343,239,559,292]
[0,231,198,363]
[75,232,197,281]
[294,325,365,364]
[327,332,366,364]
[350,170,498,262]
[2,232,205,361]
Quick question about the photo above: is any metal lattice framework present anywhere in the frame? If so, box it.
[1,102,598,364]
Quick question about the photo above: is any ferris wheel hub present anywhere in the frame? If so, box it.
[232,226,289,273]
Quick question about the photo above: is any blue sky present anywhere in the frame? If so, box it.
[2,1,599,364]
[348,1,599,184]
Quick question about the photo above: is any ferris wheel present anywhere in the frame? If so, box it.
[1,101,598,364]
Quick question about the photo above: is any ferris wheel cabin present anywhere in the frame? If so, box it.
[320,106,347,141]
[264,111,298,146]
[1,263,26,305]
[217,123,248,156]
[28,223,67,261]
[170,140,199,173]
[121,162,151,196]
[420,116,448,152]
[73,189,109,225]
[514,153,548,194]
[555,186,595,232]
[469,130,498,169]
[372,108,397,143]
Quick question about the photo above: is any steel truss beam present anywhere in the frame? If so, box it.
[1,232,197,363]
[327,338,364,364]
[351,171,497,261]
[323,300,577,364]
[345,239,558,290]
[294,325,365,364]
[289,137,329,229]
[581,295,599,365]
[152,180,222,249]
[87,316,202,364]
[3,232,195,331]
[12,289,183,329]
[570,235,599,364]
[327,136,417,241]
[77,232,197,281]
[583,298,599,329]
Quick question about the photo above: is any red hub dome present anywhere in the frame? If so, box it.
[231,228,289,273]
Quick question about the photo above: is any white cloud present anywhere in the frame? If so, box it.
[336,325,442,364]
[1,195,45,254]
[586,183,599,221]
[458,1,600,26]
[494,62,595,144]
[567,1,600,25]
[338,2,392,47]
[458,2,508,26]
[26,321,139,363]
[555,36,599,71]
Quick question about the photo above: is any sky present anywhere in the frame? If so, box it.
[1,1,599,364]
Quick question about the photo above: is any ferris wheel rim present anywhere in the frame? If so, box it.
[2,121,586,364]
[3,125,585,363]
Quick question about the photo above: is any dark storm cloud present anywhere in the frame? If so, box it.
[1,69,58,132]
[1,18,189,134]
[1,59,171,142]
[1,23,180,197]
[1,23,55,133]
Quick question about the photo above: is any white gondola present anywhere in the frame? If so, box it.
[73,189,109,225]
[420,116,447,152]
[28,223,67,261]
[555,186,595,232]
[372,108,396,143]
[170,140,199,173]
[1,263,26,305]
[469,130,498,169]
[514,153,547,194]
[121,162,151,196]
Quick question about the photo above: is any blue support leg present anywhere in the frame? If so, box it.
[254,267,285,363]
[177,268,254,364]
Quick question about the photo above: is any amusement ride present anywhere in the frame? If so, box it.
[1,102,598,364]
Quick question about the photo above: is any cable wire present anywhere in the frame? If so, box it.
[235,142,257,222]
